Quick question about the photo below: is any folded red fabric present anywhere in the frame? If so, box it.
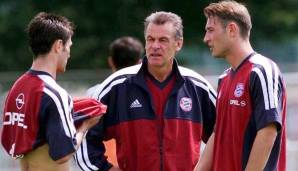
[73,98,107,126]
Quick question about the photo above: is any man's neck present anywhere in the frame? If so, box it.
[31,54,57,79]
[226,41,254,70]
[147,62,173,82]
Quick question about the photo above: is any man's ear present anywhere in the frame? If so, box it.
[52,39,64,53]
[226,22,238,38]
[176,38,183,52]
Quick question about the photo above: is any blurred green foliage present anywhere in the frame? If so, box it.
[0,0,297,71]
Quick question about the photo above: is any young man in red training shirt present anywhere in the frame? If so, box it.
[195,1,287,171]
[1,12,101,171]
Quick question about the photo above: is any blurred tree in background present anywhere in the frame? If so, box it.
[0,0,297,71]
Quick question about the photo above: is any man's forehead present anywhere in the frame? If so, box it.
[146,23,175,37]
[147,22,174,30]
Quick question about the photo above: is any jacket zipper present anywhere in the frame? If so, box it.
[159,118,164,171]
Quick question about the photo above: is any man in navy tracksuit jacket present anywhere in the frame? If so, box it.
[76,11,216,171]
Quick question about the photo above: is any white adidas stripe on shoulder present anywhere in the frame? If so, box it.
[97,78,127,100]
[93,64,142,101]
[38,74,76,138]
[178,66,217,105]
[250,54,280,110]
[178,66,212,88]
[100,64,142,88]
[252,67,270,110]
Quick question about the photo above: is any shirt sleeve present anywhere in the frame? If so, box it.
[201,82,217,143]
[250,67,283,131]
[42,94,76,161]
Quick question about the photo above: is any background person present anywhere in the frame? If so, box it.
[87,36,144,166]
[87,36,144,98]
[107,36,144,72]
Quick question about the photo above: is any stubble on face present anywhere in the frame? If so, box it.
[57,39,72,73]
[204,16,229,59]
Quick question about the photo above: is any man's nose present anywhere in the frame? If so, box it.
[203,34,209,44]
[152,41,161,49]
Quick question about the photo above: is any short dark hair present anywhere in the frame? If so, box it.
[144,11,183,40]
[109,36,144,70]
[26,12,74,58]
[204,0,252,39]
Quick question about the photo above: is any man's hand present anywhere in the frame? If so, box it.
[77,115,102,133]
[194,133,214,171]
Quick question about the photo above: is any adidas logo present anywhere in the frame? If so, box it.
[130,99,142,108]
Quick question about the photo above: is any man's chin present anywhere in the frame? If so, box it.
[211,52,222,58]
[148,59,161,65]
[57,68,66,73]
[148,62,164,68]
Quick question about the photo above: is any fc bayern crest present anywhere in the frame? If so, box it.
[234,83,244,97]
[179,97,192,112]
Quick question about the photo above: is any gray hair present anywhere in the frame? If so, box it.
[144,11,183,40]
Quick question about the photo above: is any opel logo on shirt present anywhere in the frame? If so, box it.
[16,93,25,110]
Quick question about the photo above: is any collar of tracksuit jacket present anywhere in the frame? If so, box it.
[131,56,186,97]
